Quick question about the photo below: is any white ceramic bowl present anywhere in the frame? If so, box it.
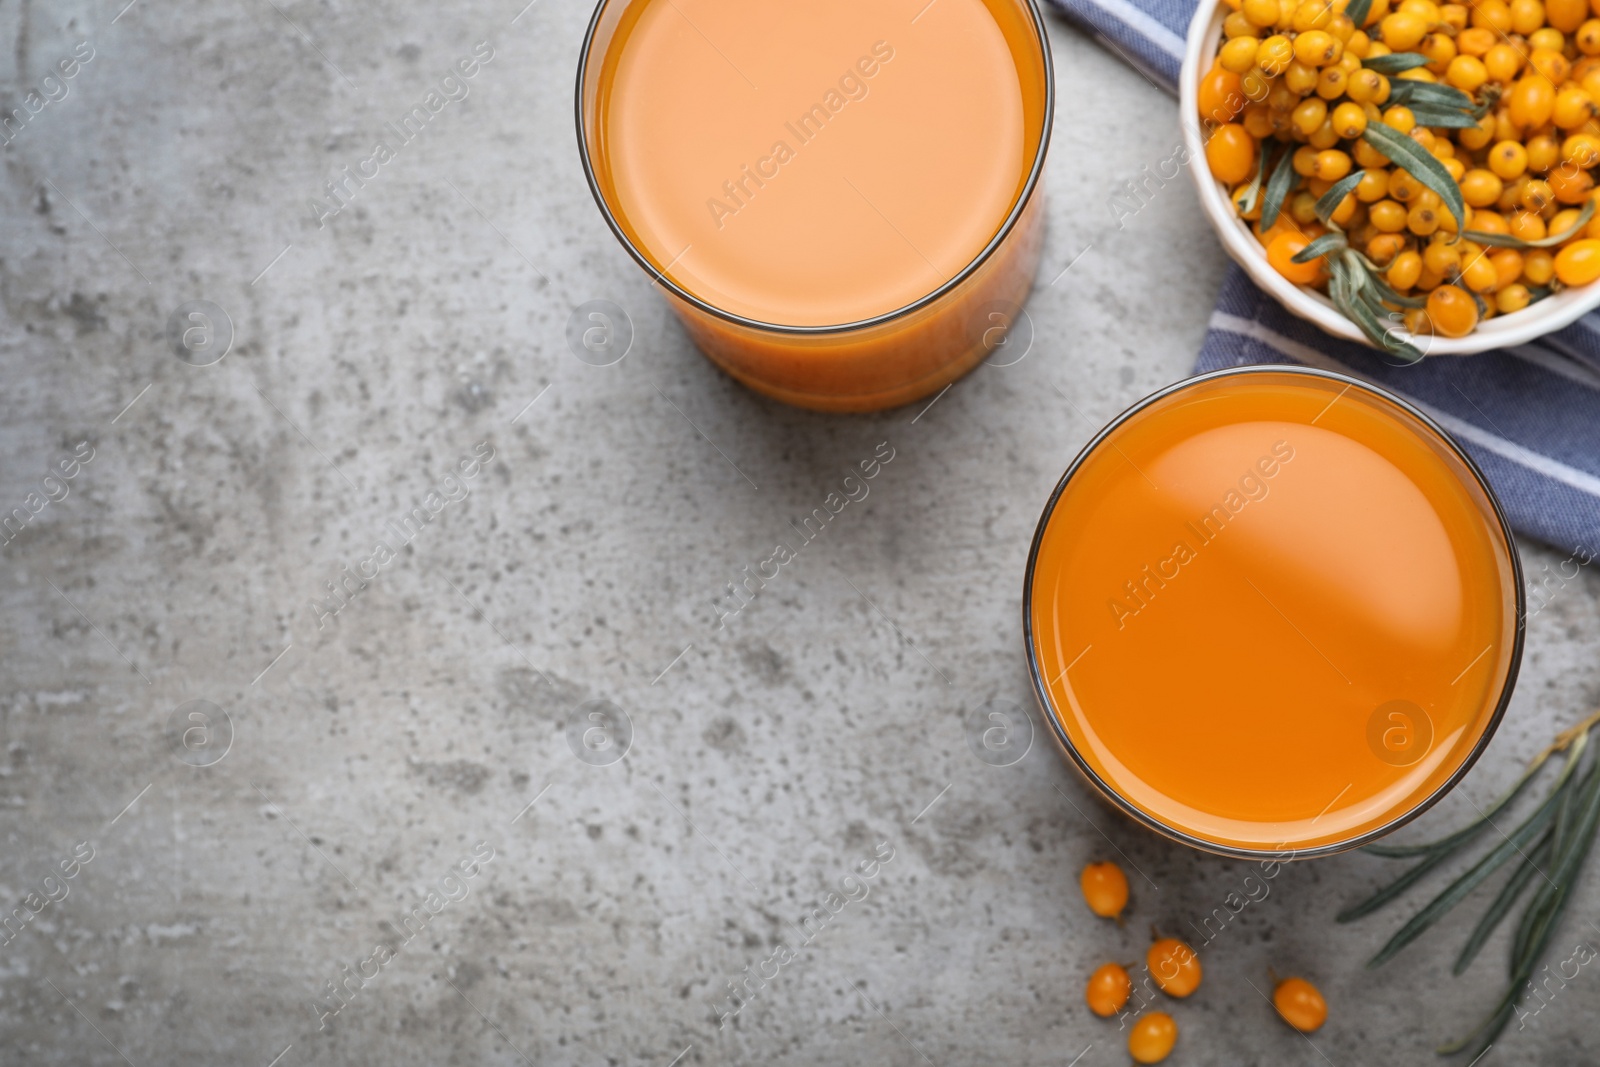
[1179,0,1600,355]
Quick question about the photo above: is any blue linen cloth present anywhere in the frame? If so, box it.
[1043,0,1600,555]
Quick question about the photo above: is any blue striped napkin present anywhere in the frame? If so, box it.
[1043,0,1600,556]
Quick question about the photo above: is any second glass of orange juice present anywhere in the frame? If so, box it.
[577,0,1053,411]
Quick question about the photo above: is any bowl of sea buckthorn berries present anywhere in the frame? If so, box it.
[1181,0,1600,358]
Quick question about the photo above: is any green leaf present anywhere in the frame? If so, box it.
[1365,790,1562,969]
[1385,79,1476,111]
[1345,0,1373,26]
[1463,198,1597,248]
[1260,145,1297,230]
[1325,253,1423,363]
[1363,52,1432,74]
[1453,835,1551,975]
[1291,232,1348,263]
[1235,135,1273,216]
[1362,122,1466,232]
[1404,106,1482,129]
[1314,171,1365,226]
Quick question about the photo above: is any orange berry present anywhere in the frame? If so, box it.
[1555,238,1600,283]
[1428,284,1482,335]
[1206,123,1258,184]
[1274,977,1329,1032]
[1080,861,1129,917]
[1199,65,1245,122]
[1148,938,1203,998]
[1086,963,1133,1017]
[1510,74,1557,129]
[1129,1012,1178,1065]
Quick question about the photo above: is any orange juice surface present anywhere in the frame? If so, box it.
[1028,370,1521,854]
[589,0,1040,326]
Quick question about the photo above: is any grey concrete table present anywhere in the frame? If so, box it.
[3,2,1597,1064]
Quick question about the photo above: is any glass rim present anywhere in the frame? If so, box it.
[573,0,1056,336]
[1021,364,1528,862]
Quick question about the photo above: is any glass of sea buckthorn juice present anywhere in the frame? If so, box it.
[576,0,1053,412]
[1025,366,1524,860]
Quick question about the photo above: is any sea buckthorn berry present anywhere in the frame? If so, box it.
[1206,123,1258,184]
[1080,861,1129,917]
[1277,0,1299,28]
[1244,0,1283,25]
[1199,66,1246,122]
[1274,978,1329,1033]
[1348,69,1389,103]
[1471,0,1514,33]
[1458,26,1497,55]
[1564,132,1600,166]
[1404,306,1433,334]
[1259,33,1296,72]
[1527,133,1562,172]
[1388,248,1424,286]
[1524,247,1557,283]
[1356,168,1390,201]
[1468,208,1511,234]
[1424,239,1461,275]
[1417,264,1447,290]
[1509,0,1545,36]
[1462,249,1502,290]
[1268,84,1300,111]
[1550,206,1587,238]
[1233,181,1265,219]
[1294,145,1322,176]
[1367,232,1407,263]
[1332,101,1369,138]
[1317,65,1349,97]
[1148,939,1203,998]
[1497,282,1534,311]
[1443,156,1466,180]
[1370,198,1410,230]
[1308,117,1342,148]
[1511,75,1557,128]
[1086,963,1132,1017]
[1290,190,1322,223]
[1428,284,1483,334]
[1486,43,1525,82]
[1354,138,1391,167]
[1129,1013,1178,1065]
[1384,105,1417,133]
[1349,28,1374,54]
[1389,167,1423,201]
[1490,248,1526,287]
[1462,168,1507,206]
[1381,11,1430,48]
[1224,9,1259,37]
[1460,114,1498,150]
[1530,49,1572,84]
[1555,87,1598,128]
[1243,103,1279,138]
[1293,97,1330,135]
[1548,0,1589,30]
[1420,32,1458,71]
[1397,66,1439,83]
[1398,0,1441,20]
[1295,0,1337,29]
[1314,149,1354,180]
[1521,178,1557,212]
[1510,208,1549,240]
[1491,139,1532,178]
[1528,27,1567,51]
[1221,36,1263,72]
[1285,59,1322,92]
[1240,67,1272,101]
[1551,166,1597,203]
[1330,12,1358,39]
[1409,202,1443,234]
[1579,18,1600,52]
[1447,55,1491,91]
[1297,30,1343,65]
[1409,126,1438,152]
[1442,2,1471,27]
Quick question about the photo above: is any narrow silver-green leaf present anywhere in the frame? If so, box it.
[1385,79,1476,111]
[1291,232,1348,263]
[1314,170,1365,226]
[1362,122,1466,233]
[1363,52,1432,74]
[1463,198,1596,248]
[1453,835,1550,975]
[1345,0,1373,26]
[1404,106,1482,129]
[1260,145,1297,230]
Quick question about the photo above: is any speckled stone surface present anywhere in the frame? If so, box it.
[2,2,1598,1065]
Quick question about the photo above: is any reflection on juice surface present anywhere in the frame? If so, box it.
[595,0,1027,326]
[1028,369,1521,855]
